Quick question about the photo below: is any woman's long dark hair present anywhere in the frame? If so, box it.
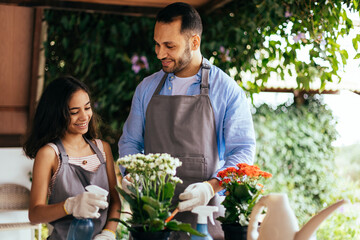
[23,76,98,159]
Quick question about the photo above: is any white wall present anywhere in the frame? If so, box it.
[0,147,35,240]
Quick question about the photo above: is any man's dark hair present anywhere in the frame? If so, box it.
[155,2,203,37]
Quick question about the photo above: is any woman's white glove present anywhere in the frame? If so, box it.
[64,192,108,218]
[178,181,215,212]
[93,229,116,240]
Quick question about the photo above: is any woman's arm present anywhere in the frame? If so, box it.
[28,145,67,224]
[102,141,121,233]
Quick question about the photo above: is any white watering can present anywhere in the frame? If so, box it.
[247,193,346,240]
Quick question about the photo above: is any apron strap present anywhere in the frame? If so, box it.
[200,61,210,95]
[153,73,168,96]
[54,138,69,164]
[54,138,105,164]
[84,137,106,164]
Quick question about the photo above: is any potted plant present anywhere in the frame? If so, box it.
[216,163,272,240]
[115,153,204,240]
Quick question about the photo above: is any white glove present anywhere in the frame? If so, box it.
[64,192,108,218]
[121,174,133,195]
[93,229,116,240]
[178,181,215,212]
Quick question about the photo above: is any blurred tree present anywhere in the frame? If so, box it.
[202,0,360,94]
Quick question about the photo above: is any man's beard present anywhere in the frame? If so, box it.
[163,44,192,74]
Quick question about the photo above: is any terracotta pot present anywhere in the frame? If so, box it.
[221,224,247,240]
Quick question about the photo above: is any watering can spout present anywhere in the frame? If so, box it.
[294,199,347,240]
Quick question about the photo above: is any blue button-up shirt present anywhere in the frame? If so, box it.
[118,58,256,179]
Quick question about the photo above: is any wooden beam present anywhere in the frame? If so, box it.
[0,134,24,147]
[0,0,231,16]
[199,0,233,14]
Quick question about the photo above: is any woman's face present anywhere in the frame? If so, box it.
[66,89,93,136]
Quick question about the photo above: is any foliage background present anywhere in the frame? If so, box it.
[42,1,360,238]
[253,95,338,223]
[252,96,360,239]
[44,0,360,154]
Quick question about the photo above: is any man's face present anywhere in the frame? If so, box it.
[154,18,192,77]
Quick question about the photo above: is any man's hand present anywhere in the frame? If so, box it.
[64,192,108,218]
[178,181,215,212]
[121,174,135,195]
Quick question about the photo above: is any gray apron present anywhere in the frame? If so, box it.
[144,62,224,240]
[47,138,109,240]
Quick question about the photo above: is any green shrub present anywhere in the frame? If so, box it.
[253,95,338,224]
[253,95,360,238]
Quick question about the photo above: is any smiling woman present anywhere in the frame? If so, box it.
[22,76,121,240]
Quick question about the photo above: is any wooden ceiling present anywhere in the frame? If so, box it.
[0,0,233,16]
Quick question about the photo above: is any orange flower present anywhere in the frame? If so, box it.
[260,171,272,178]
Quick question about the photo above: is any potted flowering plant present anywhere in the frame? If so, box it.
[216,163,272,240]
[116,153,204,240]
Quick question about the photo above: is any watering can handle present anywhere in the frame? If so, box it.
[247,196,266,240]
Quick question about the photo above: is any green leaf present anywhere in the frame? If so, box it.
[232,184,252,202]
[352,37,358,51]
[149,218,164,232]
[142,196,161,210]
[163,182,175,201]
[354,53,360,59]
[143,204,157,220]
[339,50,348,65]
[115,186,137,207]
[166,220,206,237]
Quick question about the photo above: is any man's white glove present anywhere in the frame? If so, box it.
[121,174,133,195]
[178,181,215,212]
[64,192,108,218]
[93,229,116,240]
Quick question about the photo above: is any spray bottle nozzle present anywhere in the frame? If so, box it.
[85,185,109,197]
[192,206,218,225]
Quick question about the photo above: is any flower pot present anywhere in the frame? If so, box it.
[221,224,247,240]
[130,228,171,240]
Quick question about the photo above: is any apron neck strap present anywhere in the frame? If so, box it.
[54,138,69,163]
[154,73,168,96]
[84,137,106,164]
[54,137,105,164]
[200,60,210,95]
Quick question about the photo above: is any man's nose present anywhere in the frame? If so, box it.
[156,46,167,60]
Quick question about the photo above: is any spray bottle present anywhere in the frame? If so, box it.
[191,205,219,240]
[66,185,108,240]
